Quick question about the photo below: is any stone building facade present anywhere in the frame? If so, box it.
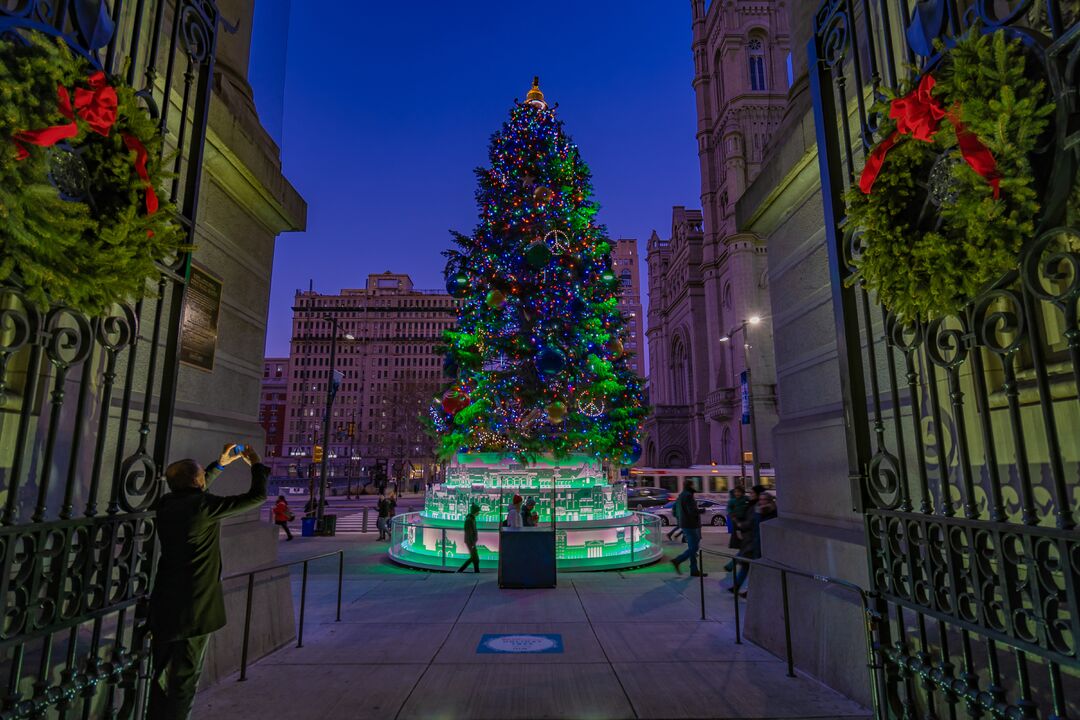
[260,358,288,462]
[643,0,788,469]
[611,239,646,379]
[710,0,879,705]
[278,273,459,487]
[162,0,306,685]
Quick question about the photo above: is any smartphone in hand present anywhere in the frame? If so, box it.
[230,444,246,456]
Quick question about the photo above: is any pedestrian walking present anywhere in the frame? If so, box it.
[724,485,750,571]
[376,494,391,540]
[148,443,268,720]
[457,503,482,573]
[272,495,294,541]
[666,496,683,542]
[731,485,777,596]
[671,481,707,577]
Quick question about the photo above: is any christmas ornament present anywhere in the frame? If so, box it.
[535,347,566,376]
[446,271,470,298]
[441,389,470,415]
[524,239,552,268]
[927,151,961,207]
[524,76,547,109]
[577,395,605,417]
[486,288,507,308]
[533,185,555,203]
[608,338,624,357]
[599,269,618,287]
[545,401,568,423]
[544,229,570,255]
[622,440,642,465]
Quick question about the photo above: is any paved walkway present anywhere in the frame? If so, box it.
[195,533,870,720]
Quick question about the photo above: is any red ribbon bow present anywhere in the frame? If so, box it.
[122,133,158,216]
[12,71,160,224]
[859,74,1000,199]
[13,71,117,159]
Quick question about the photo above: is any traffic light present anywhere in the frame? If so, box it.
[313,445,324,463]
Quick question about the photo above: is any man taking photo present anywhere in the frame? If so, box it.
[148,443,268,719]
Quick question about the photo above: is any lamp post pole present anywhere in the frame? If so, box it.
[318,316,354,529]
[728,340,746,487]
[721,317,763,489]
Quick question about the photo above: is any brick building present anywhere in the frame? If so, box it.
[259,358,288,461]
[274,272,459,487]
[611,238,646,379]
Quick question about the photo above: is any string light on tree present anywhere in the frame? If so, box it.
[427,77,646,463]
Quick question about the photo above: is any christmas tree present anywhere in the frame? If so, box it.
[430,78,646,465]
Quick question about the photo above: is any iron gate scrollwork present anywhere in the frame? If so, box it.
[0,1,221,717]
[810,0,1078,718]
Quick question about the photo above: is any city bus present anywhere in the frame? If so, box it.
[626,465,776,497]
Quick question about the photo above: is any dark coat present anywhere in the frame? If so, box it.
[676,490,701,529]
[149,462,269,642]
[737,503,777,560]
[463,513,478,547]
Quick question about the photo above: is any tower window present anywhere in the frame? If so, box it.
[748,37,767,91]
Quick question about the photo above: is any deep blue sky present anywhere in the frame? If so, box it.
[251,1,701,357]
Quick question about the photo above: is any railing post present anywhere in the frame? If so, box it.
[733,560,742,645]
[441,528,447,568]
[336,550,344,622]
[297,560,309,649]
[362,507,368,533]
[781,570,795,677]
[630,523,636,563]
[699,549,705,620]
[238,574,254,681]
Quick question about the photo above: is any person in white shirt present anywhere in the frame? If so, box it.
[505,494,523,528]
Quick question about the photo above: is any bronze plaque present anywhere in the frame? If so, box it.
[179,263,223,372]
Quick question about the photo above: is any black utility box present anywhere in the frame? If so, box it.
[498,528,557,588]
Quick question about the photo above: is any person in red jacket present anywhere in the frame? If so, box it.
[272,495,294,541]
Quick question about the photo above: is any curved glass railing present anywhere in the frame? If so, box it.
[388,511,664,572]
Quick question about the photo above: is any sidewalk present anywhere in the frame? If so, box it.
[195,533,871,720]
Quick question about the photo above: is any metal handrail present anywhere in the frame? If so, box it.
[697,547,884,720]
[223,549,345,681]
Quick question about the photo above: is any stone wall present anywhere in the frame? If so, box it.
[731,12,875,705]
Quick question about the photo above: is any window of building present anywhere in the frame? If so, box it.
[748,36,767,91]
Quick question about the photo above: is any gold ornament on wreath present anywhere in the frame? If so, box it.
[843,29,1054,323]
[0,31,186,315]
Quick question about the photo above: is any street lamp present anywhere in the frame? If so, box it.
[317,314,354,530]
[719,316,763,489]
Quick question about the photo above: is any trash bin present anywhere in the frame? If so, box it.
[320,514,337,537]
[301,517,317,537]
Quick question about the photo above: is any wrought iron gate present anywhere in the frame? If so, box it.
[810,1,1078,718]
[0,1,220,717]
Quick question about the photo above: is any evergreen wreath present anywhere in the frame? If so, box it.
[844,29,1054,322]
[0,31,185,315]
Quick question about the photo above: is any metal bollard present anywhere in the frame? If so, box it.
[733,560,742,645]
[362,507,368,533]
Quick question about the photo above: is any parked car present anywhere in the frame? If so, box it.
[626,487,674,509]
[645,499,727,526]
